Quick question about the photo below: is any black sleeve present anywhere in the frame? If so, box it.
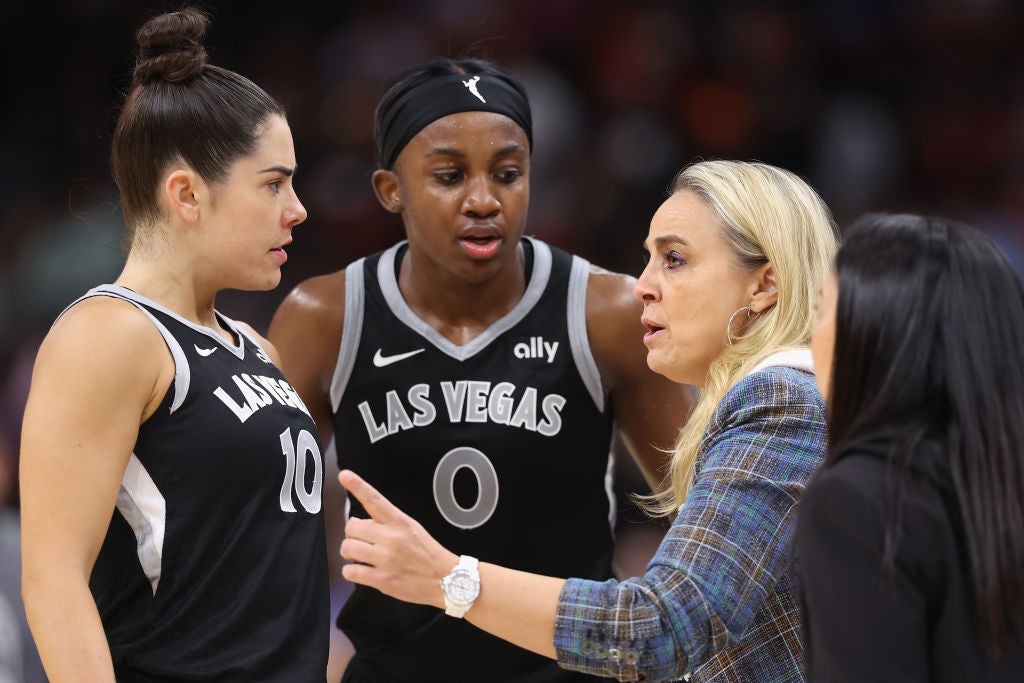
[797,469,930,683]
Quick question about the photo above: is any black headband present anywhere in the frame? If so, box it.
[378,73,533,169]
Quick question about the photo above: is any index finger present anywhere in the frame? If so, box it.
[338,469,402,523]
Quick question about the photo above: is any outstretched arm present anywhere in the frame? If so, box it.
[340,370,825,682]
[339,470,566,658]
[586,269,695,489]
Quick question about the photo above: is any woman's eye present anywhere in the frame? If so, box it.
[435,170,462,184]
[664,251,686,269]
[268,180,282,193]
[495,168,522,184]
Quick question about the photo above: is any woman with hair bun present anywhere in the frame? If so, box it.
[19,8,328,681]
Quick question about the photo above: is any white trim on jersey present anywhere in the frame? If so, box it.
[116,454,167,594]
[59,286,191,414]
[567,256,606,413]
[90,284,246,359]
[329,237,608,414]
[376,237,553,361]
[330,259,367,413]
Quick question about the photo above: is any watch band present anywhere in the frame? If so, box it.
[441,555,480,618]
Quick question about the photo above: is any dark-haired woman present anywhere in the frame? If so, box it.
[268,58,692,681]
[19,8,328,681]
[800,213,1024,681]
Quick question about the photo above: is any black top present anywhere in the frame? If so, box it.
[77,285,329,682]
[798,444,1024,682]
[331,238,615,682]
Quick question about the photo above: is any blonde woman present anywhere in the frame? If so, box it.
[336,160,838,682]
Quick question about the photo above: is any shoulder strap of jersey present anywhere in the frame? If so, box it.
[57,285,190,414]
[565,254,605,413]
[330,259,367,412]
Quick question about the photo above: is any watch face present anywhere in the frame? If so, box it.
[444,568,480,603]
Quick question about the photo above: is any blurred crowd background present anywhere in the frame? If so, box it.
[1,0,1023,677]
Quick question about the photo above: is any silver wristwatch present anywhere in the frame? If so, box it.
[440,555,480,618]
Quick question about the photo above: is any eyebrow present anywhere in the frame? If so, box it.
[644,234,689,251]
[257,165,296,176]
[424,145,526,159]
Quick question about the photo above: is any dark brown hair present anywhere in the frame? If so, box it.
[111,7,284,237]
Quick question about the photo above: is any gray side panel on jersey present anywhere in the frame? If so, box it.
[56,286,190,414]
[376,237,553,361]
[330,259,366,413]
[116,454,167,595]
[568,256,605,413]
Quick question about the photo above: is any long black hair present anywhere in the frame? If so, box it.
[826,213,1024,653]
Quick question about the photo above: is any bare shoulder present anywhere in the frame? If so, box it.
[34,295,171,417]
[267,269,349,430]
[581,264,693,484]
[584,264,643,350]
[270,269,347,337]
[44,295,167,364]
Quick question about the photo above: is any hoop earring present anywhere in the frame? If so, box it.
[726,305,754,346]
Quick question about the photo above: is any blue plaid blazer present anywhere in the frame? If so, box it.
[554,365,827,682]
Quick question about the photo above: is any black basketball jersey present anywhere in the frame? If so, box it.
[74,285,329,682]
[332,238,615,682]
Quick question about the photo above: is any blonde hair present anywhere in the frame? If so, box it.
[645,160,839,516]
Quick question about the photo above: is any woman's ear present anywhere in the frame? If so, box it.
[371,169,402,214]
[164,168,203,223]
[749,262,779,314]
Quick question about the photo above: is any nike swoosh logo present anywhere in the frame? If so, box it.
[373,348,425,367]
[194,344,218,357]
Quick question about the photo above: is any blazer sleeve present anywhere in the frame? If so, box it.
[554,368,827,681]
[798,465,930,683]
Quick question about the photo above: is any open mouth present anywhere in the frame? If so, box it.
[642,318,665,334]
[461,235,499,247]
[641,319,665,343]
[459,234,502,259]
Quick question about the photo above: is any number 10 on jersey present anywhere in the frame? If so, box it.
[279,427,323,513]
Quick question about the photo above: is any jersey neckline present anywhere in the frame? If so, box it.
[375,236,553,362]
[90,284,247,359]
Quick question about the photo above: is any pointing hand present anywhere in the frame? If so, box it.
[338,470,459,609]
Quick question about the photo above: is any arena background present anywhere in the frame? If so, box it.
[1,0,1022,675]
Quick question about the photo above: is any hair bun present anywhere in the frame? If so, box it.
[132,7,210,87]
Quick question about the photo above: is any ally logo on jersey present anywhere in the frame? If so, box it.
[512,336,559,363]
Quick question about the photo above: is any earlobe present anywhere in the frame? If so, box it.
[371,170,402,214]
[749,263,779,314]
[164,169,202,223]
